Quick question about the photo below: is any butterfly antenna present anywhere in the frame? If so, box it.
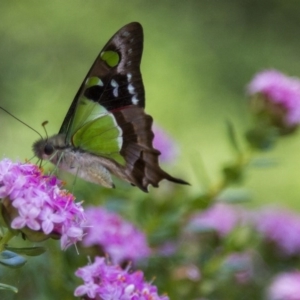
[42,121,49,140]
[0,106,43,139]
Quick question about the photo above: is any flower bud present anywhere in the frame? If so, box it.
[247,70,300,134]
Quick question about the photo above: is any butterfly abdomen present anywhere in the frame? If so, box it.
[56,150,116,188]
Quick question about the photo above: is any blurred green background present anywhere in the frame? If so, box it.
[2,1,300,300]
[1,0,300,208]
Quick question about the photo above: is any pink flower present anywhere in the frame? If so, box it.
[153,124,179,163]
[82,206,150,264]
[253,207,300,256]
[74,256,169,300]
[247,70,300,126]
[0,159,85,249]
[267,271,300,300]
[187,203,243,237]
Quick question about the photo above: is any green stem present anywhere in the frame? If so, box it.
[188,147,254,212]
[209,149,252,199]
[0,230,16,252]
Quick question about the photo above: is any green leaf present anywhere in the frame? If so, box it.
[245,126,278,150]
[189,194,211,210]
[222,165,243,184]
[225,120,241,154]
[218,188,252,203]
[224,225,257,251]
[186,222,217,234]
[0,250,26,268]
[219,255,249,275]
[0,282,18,293]
[5,246,46,256]
[249,157,278,168]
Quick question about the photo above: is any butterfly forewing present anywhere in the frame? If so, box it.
[59,22,145,138]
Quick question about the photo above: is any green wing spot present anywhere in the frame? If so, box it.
[72,114,125,165]
[100,51,120,67]
[85,77,103,88]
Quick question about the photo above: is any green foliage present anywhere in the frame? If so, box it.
[5,246,46,257]
[0,283,18,293]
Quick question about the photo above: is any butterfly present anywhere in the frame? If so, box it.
[33,22,188,192]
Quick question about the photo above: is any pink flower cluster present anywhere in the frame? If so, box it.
[267,271,300,300]
[187,203,244,237]
[0,159,85,249]
[82,207,150,264]
[254,208,300,256]
[188,203,300,257]
[247,70,300,126]
[74,257,169,300]
[152,124,179,163]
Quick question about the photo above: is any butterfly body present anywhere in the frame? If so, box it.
[33,134,115,188]
[33,22,188,192]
